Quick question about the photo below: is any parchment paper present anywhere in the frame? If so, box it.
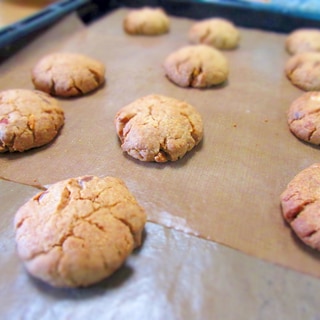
[2,179,320,320]
[1,9,320,277]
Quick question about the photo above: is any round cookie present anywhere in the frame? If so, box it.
[14,175,146,288]
[280,163,320,250]
[32,53,105,97]
[285,52,320,91]
[0,89,64,152]
[287,92,320,145]
[163,44,229,88]
[123,7,170,35]
[286,29,320,55]
[114,94,203,162]
[188,18,240,50]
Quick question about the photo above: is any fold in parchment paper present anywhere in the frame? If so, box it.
[2,180,320,319]
[1,9,320,277]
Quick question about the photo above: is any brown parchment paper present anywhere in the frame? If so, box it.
[3,180,320,319]
[1,9,320,277]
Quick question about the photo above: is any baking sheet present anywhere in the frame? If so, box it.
[1,8,320,277]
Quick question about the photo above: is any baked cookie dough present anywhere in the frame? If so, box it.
[287,92,320,145]
[281,163,320,250]
[0,89,64,152]
[123,7,170,35]
[32,53,105,97]
[114,94,203,162]
[286,29,320,55]
[188,18,240,50]
[285,52,320,91]
[163,45,229,88]
[14,175,146,288]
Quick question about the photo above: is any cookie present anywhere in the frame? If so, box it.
[286,29,320,55]
[287,92,320,145]
[0,89,64,152]
[14,175,146,288]
[188,18,240,50]
[280,163,320,250]
[114,94,203,162]
[123,7,170,35]
[163,45,229,88]
[285,52,320,91]
[32,53,105,97]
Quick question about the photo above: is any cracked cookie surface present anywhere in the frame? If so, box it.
[281,163,320,250]
[188,18,240,50]
[163,45,229,88]
[123,7,170,35]
[14,175,146,287]
[114,94,203,162]
[286,29,320,55]
[0,89,64,152]
[32,53,105,97]
[287,92,320,145]
[285,52,320,91]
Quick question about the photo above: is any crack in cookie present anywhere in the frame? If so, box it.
[287,92,320,144]
[286,52,320,91]
[32,53,105,98]
[0,89,64,152]
[14,176,146,287]
[281,163,320,250]
[164,45,229,88]
[188,18,240,50]
[123,7,170,36]
[114,94,203,162]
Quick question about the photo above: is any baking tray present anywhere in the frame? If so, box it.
[0,0,89,49]
[1,0,320,51]
[2,3,320,319]
[159,0,320,32]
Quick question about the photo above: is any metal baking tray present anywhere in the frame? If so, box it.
[0,0,89,49]
[1,0,320,51]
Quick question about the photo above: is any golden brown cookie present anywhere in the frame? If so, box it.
[188,18,240,50]
[286,29,320,55]
[114,94,203,162]
[163,44,229,88]
[0,89,64,152]
[285,52,320,91]
[32,53,105,97]
[14,175,146,288]
[281,163,320,250]
[287,92,320,145]
[123,7,170,35]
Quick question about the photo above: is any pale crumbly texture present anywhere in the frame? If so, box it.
[123,7,170,35]
[285,52,320,91]
[286,29,320,55]
[14,176,147,288]
[0,89,64,152]
[114,94,203,162]
[32,53,105,97]
[188,18,240,50]
[281,163,320,250]
[163,44,229,88]
[287,92,320,145]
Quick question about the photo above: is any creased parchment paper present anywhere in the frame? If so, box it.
[1,9,320,277]
[2,179,320,320]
